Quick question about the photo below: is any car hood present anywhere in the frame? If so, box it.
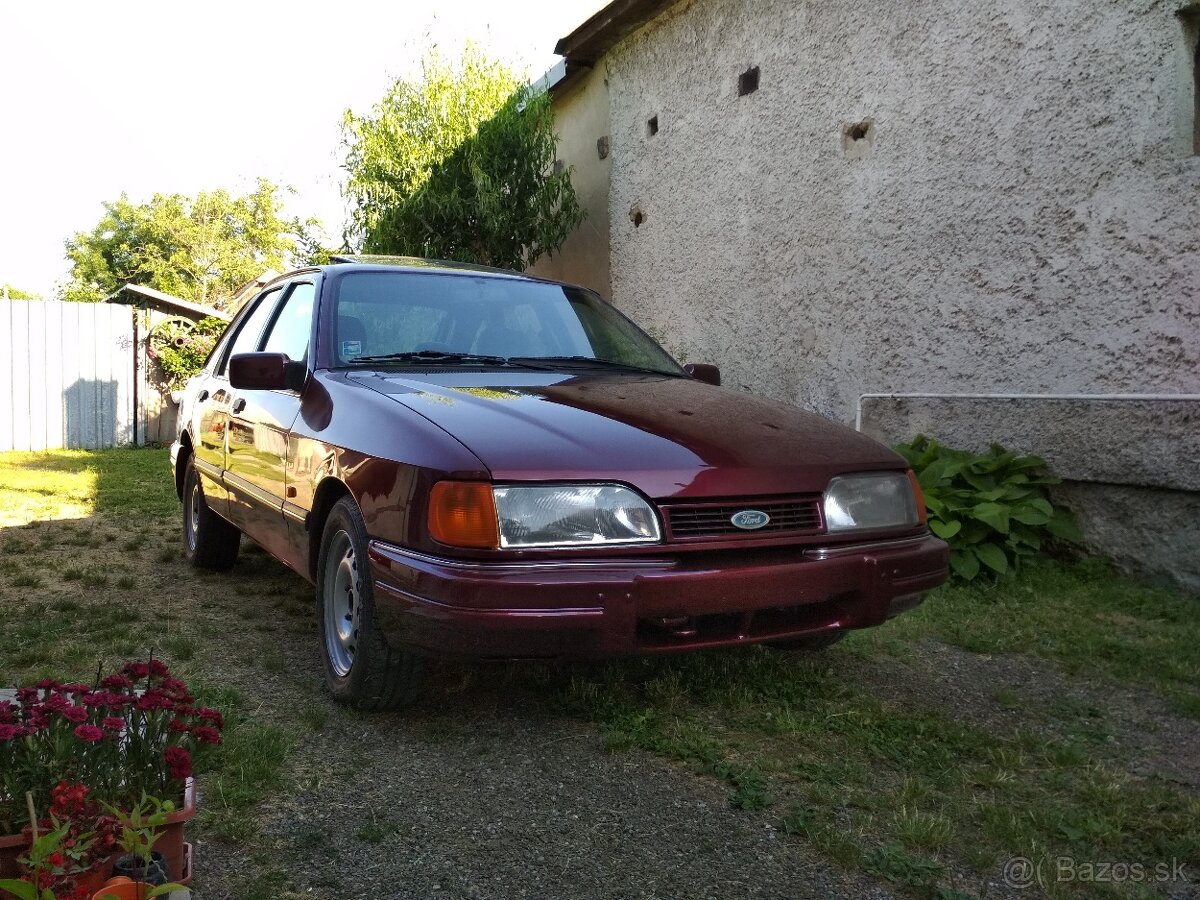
[349,371,903,499]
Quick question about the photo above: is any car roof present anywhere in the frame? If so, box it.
[263,254,579,293]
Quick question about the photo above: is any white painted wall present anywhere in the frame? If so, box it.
[0,300,134,450]
[600,0,1199,420]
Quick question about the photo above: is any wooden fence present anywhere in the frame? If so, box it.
[0,299,164,451]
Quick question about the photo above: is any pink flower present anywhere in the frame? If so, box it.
[83,690,111,708]
[102,716,125,732]
[0,701,15,724]
[14,687,38,703]
[35,677,60,690]
[167,719,189,733]
[61,705,88,723]
[121,662,149,679]
[61,683,89,695]
[73,724,104,742]
[100,674,133,690]
[43,694,69,712]
[0,723,18,741]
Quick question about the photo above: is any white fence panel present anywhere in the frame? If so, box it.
[0,299,135,451]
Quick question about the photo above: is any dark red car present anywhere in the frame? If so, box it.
[170,257,947,708]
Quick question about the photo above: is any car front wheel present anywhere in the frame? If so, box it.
[182,457,240,570]
[316,497,423,709]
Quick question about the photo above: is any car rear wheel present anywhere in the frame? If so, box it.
[766,630,846,652]
[182,457,240,571]
[316,497,423,709]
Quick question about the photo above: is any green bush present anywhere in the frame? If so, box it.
[895,435,1082,581]
[151,317,226,388]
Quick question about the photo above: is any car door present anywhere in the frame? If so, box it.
[190,289,283,516]
[224,280,316,558]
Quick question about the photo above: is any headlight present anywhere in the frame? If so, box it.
[493,484,661,548]
[823,472,920,533]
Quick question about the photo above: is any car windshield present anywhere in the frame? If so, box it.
[328,271,684,376]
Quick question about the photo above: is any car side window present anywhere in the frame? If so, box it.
[262,282,315,363]
[217,288,283,377]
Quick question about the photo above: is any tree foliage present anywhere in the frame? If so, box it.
[341,46,583,271]
[63,179,305,308]
[0,284,40,300]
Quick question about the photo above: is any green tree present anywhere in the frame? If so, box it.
[0,284,40,299]
[341,45,583,271]
[63,179,307,308]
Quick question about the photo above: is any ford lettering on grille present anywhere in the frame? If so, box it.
[730,509,770,530]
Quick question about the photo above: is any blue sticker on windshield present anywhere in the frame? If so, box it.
[342,340,362,358]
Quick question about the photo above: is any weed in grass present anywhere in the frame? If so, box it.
[52,599,80,613]
[0,559,21,574]
[864,842,944,888]
[11,572,43,587]
[121,536,144,552]
[157,548,177,563]
[160,634,197,661]
[893,806,955,851]
[115,574,136,589]
[718,763,773,811]
[262,648,289,673]
[62,567,83,581]
[236,867,290,900]
[79,570,107,588]
[355,810,397,845]
[300,706,329,732]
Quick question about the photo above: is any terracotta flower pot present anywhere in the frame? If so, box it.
[0,831,23,879]
[149,777,196,885]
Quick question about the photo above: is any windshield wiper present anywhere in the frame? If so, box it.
[506,356,684,377]
[347,351,511,366]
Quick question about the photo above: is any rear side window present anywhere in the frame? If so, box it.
[263,282,315,363]
[218,288,283,376]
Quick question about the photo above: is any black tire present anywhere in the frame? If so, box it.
[316,496,423,709]
[766,630,846,652]
[182,457,240,571]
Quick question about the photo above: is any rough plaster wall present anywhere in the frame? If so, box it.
[605,0,1200,421]
[528,68,613,298]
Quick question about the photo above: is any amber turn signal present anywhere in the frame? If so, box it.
[906,469,928,525]
[428,481,500,549]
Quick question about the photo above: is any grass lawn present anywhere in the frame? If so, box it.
[0,449,1197,899]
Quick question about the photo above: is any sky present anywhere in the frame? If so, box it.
[0,0,605,297]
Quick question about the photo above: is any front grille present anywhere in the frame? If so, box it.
[661,497,823,540]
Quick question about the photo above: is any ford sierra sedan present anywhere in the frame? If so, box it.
[170,257,948,708]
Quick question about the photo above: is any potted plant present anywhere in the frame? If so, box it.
[0,660,222,886]
[0,789,117,900]
[91,794,183,900]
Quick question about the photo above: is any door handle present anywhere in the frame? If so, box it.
[232,398,247,414]
[197,390,209,403]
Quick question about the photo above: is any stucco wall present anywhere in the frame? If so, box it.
[528,67,613,298]
[600,0,1199,420]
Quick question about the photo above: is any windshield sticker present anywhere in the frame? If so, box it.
[342,340,362,358]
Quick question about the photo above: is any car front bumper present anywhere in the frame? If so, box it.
[367,534,948,660]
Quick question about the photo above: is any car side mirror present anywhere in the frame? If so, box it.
[229,353,307,392]
[684,363,721,386]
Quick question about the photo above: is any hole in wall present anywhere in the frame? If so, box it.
[738,66,760,96]
[629,203,646,228]
[841,118,876,158]
[597,135,610,160]
[647,115,659,136]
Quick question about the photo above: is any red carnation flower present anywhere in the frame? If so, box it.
[121,662,149,679]
[0,723,18,741]
[0,700,15,723]
[61,705,88,723]
[148,659,169,677]
[43,693,69,711]
[47,851,65,867]
[61,683,89,695]
[101,674,133,690]
[164,745,192,779]
[14,687,38,703]
[196,707,225,729]
[35,677,60,690]
[167,718,189,733]
[73,724,104,742]
[102,716,125,732]
[191,725,221,745]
